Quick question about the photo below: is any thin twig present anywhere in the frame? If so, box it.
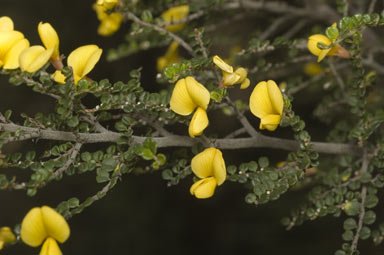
[328,60,345,90]
[259,15,293,41]
[50,143,82,181]
[0,122,362,155]
[225,127,246,138]
[125,11,194,56]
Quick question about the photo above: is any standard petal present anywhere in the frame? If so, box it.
[213,55,233,73]
[190,177,217,199]
[41,206,70,243]
[249,81,274,119]
[212,149,226,185]
[0,16,13,32]
[19,46,54,73]
[307,34,331,56]
[266,80,284,115]
[185,76,210,110]
[234,67,247,82]
[260,114,281,131]
[188,107,209,138]
[0,31,24,60]
[191,147,216,178]
[170,78,196,115]
[20,207,47,247]
[38,22,60,60]
[3,38,29,69]
[40,237,63,255]
[68,45,102,84]
[317,48,331,62]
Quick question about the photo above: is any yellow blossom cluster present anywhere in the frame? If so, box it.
[213,55,250,89]
[0,227,15,250]
[93,0,123,36]
[0,16,102,85]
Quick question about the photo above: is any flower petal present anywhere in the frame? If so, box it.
[185,76,210,110]
[307,34,331,56]
[52,70,66,84]
[0,227,16,246]
[190,177,217,199]
[3,38,29,69]
[0,31,24,61]
[97,13,123,36]
[212,149,226,185]
[40,237,63,255]
[38,22,60,60]
[20,207,47,247]
[240,78,250,89]
[249,81,274,119]
[222,71,240,86]
[68,45,102,84]
[41,206,70,243]
[266,80,284,115]
[0,16,13,32]
[19,46,54,73]
[213,55,233,73]
[260,114,281,131]
[170,78,196,115]
[188,107,209,138]
[161,5,189,32]
[191,147,216,178]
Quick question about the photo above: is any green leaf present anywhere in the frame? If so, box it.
[81,152,92,162]
[360,226,371,240]
[342,230,354,241]
[325,26,339,39]
[363,210,376,225]
[101,158,118,172]
[343,218,357,230]
[140,148,154,160]
[258,157,269,168]
[344,200,360,216]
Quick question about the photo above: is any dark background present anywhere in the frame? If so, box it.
[1,0,383,254]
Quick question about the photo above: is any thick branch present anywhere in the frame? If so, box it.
[0,123,362,155]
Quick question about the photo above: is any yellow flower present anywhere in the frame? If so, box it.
[97,0,119,10]
[93,4,122,36]
[190,147,226,199]
[303,62,324,76]
[249,80,284,131]
[20,206,70,255]
[19,46,54,73]
[157,40,180,72]
[161,5,189,32]
[169,76,210,138]
[307,23,349,62]
[0,227,15,250]
[0,16,29,70]
[213,55,250,89]
[67,44,102,84]
[38,22,60,61]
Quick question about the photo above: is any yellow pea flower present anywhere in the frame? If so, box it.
[190,147,226,199]
[20,206,70,255]
[0,227,15,250]
[93,3,122,36]
[19,46,54,73]
[97,0,119,10]
[249,80,284,131]
[213,55,250,89]
[307,24,349,62]
[170,76,210,137]
[38,22,60,61]
[157,40,180,72]
[67,44,102,84]
[0,17,29,70]
[0,16,14,32]
[303,62,324,76]
[161,5,189,32]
